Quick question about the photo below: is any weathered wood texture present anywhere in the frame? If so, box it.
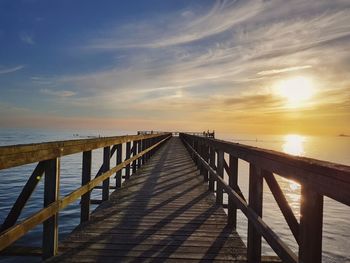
[49,137,247,262]
[0,133,168,170]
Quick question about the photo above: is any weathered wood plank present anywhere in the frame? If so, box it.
[0,133,170,170]
[0,136,170,252]
[80,151,92,224]
[102,146,110,201]
[263,171,299,243]
[52,138,247,262]
[298,185,323,263]
[0,161,45,232]
[43,158,60,259]
[247,164,263,263]
[228,155,238,227]
[181,134,350,205]
[182,137,298,263]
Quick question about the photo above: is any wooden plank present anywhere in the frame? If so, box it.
[43,158,60,259]
[180,134,350,205]
[80,151,91,224]
[125,141,131,180]
[0,161,45,232]
[115,144,122,188]
[216,149,224,205]
[182,138,297,263]
[202,144,209,181]
[263,171,299,243]
[132,141,137,174]
[51,137,247,262]
[0,133,170,170]
[102,146,110,201]
[0,136,170,252]
[228,155,238,227]
[247,164,263,263]
[137,140,142,170]
[209,146,215,192]
[299,185,323,263]
[224,160,246,202]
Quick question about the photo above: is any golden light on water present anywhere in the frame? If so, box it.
[282,134,303,204]
[282,134,305,156]
[275,76,315,108]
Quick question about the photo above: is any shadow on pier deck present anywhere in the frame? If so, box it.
[50,137,247,262]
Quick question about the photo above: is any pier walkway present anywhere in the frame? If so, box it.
[1,132,349,263]
[51,137,247,262]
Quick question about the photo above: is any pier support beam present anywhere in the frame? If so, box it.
[247,164,263,263]
[125,142,131,180]
[299,185,323,263]
[216,149,224,205]
[116,144,122,188]
[228,155,238,228]
[81,151,91,223]
[209,146,215,192]
[43,158,60,259]
[102,147,110,201]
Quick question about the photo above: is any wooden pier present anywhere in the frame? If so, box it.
[0,132,349,262]
[50,137,247,262]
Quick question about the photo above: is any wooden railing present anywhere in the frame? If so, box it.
[180,133,350,263]
[0,132,171,259]
[138,130,215,138]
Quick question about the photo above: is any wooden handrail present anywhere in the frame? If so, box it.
[181,137,298,263]
[0,133,171,259]
[0,133,168,170]
[180,133,350,263]
[181,134,350,205]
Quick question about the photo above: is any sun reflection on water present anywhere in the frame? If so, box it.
[282,134,305,156]
[280,134,304,207]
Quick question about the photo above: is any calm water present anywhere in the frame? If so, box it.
[0,129,349,262]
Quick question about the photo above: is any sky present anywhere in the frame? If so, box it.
[0,0,349,135]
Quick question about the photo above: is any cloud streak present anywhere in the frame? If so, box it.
[40,88,76,97]
[0,65,24,74]
[257,66,312,76]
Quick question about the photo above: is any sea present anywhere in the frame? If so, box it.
[0,129,349,262]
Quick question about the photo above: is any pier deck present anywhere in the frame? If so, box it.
[51,137,246,262]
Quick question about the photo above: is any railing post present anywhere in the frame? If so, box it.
[203,143,209,182]
[43,158,60,259]
[247,164,263,263]
[137,140,142,169]
[132,140,137,174]
[125,141,131,180]
[116,144,122,188]
[216,149,224,205]
[141,139,146,164]
[81,151,91,224]
[299,185,323,263]
[228,155,238,227]
[199,140,206,179]
[209,146,215,192]
[194,140,199,166]
[102,146,110,201]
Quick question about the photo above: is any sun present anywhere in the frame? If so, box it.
[275,76,315,108]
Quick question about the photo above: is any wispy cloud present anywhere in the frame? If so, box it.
[0,65,24,74]
[40,88,76,97]
[19,32,35,45]
[257,65,312,76]
[87,1,264,49]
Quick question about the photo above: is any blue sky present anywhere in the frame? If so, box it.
[0,0,349,134]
